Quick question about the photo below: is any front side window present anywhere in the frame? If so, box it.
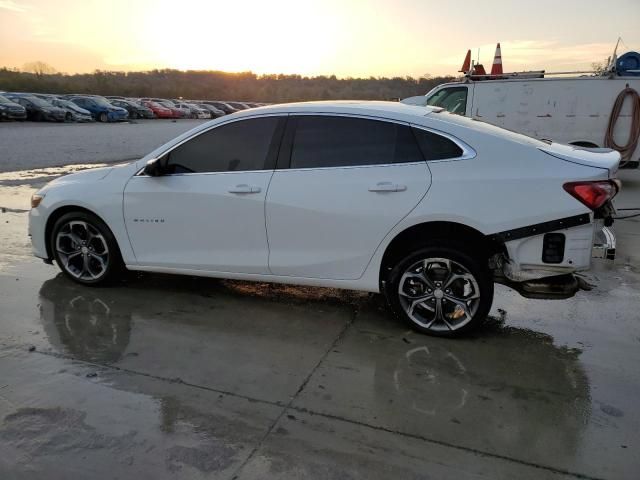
[427,87,468,115]
[164,117,280,174]
[289,116,423,169]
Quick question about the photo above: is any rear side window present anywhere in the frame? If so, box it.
[290,116,423,168]
[412,128,463,160]
[165,117,280,174]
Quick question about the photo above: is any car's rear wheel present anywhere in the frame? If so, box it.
[50,211,124,286]
[385,243,493,337]
[99,112,108,122]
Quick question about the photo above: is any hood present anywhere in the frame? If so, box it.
[539,143,620,176]
[1,103,25,110]
[48,166,114,187]
[70,105,91,115]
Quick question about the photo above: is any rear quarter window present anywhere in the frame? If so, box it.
[411,128,463,160]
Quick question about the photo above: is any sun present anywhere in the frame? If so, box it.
[130,0,343,75]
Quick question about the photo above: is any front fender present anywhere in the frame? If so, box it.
[30,163,139,264]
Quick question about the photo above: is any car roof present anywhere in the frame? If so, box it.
[235,100,441,121]
[231,101,547,147]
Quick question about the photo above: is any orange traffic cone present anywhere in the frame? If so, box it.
[459,50,471,73]
[473,64,487,76]
[490,43,503,76]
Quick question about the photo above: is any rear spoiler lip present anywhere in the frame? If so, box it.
[539,147,620,176]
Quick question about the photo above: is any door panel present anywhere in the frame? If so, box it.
[123,115,284,273]
[266,162,431,279]
[124,171,273,273]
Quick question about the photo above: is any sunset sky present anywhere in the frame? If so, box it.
[1,0,639,77]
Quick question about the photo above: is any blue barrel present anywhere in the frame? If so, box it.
[616,52,640,76]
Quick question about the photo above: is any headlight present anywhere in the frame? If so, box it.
[31,194,45,208]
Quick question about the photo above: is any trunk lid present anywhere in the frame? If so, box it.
[539,144,620,176]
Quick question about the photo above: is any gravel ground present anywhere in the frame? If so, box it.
[0,119,208,172]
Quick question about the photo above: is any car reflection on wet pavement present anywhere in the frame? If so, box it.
[1,164,639,479]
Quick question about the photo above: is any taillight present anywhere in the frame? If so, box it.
[563,180,619,210]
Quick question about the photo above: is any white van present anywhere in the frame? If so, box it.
[403,76,640,168]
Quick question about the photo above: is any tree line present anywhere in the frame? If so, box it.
[0,67,456,102]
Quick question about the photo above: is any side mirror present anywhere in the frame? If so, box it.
[143,157,164,176]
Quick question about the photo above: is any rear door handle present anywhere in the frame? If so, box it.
[228,184,261,194]
[368,182,407,192]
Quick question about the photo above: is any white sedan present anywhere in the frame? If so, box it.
[29,101,620,336]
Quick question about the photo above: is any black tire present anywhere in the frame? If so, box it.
[99,112,108,123]
[385,242,493,337]
[50,211,125,286]
[65,112,73,122]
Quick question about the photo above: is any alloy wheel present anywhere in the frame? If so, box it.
[55,220,110,281]
[398,257,481,332]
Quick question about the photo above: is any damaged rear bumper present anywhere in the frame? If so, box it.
[591,226,616,260]
[499,274,592,300]
[492,222,616,300]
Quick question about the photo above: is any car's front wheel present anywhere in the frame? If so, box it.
[99,112,108,122]
[50,211,124,285]
[385,243,493,337]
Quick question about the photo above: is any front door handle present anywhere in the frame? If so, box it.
[368,182,407,192]
[228,184,261,194]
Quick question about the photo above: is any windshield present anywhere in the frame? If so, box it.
[427,87,468,115]
[92,97,113,107]
[22,96,54,107]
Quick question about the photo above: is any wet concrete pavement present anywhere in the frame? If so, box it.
[0,165,639,479]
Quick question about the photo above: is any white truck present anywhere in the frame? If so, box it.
[403,75,640,168]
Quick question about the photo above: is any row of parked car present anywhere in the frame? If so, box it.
[0,92,265,123]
